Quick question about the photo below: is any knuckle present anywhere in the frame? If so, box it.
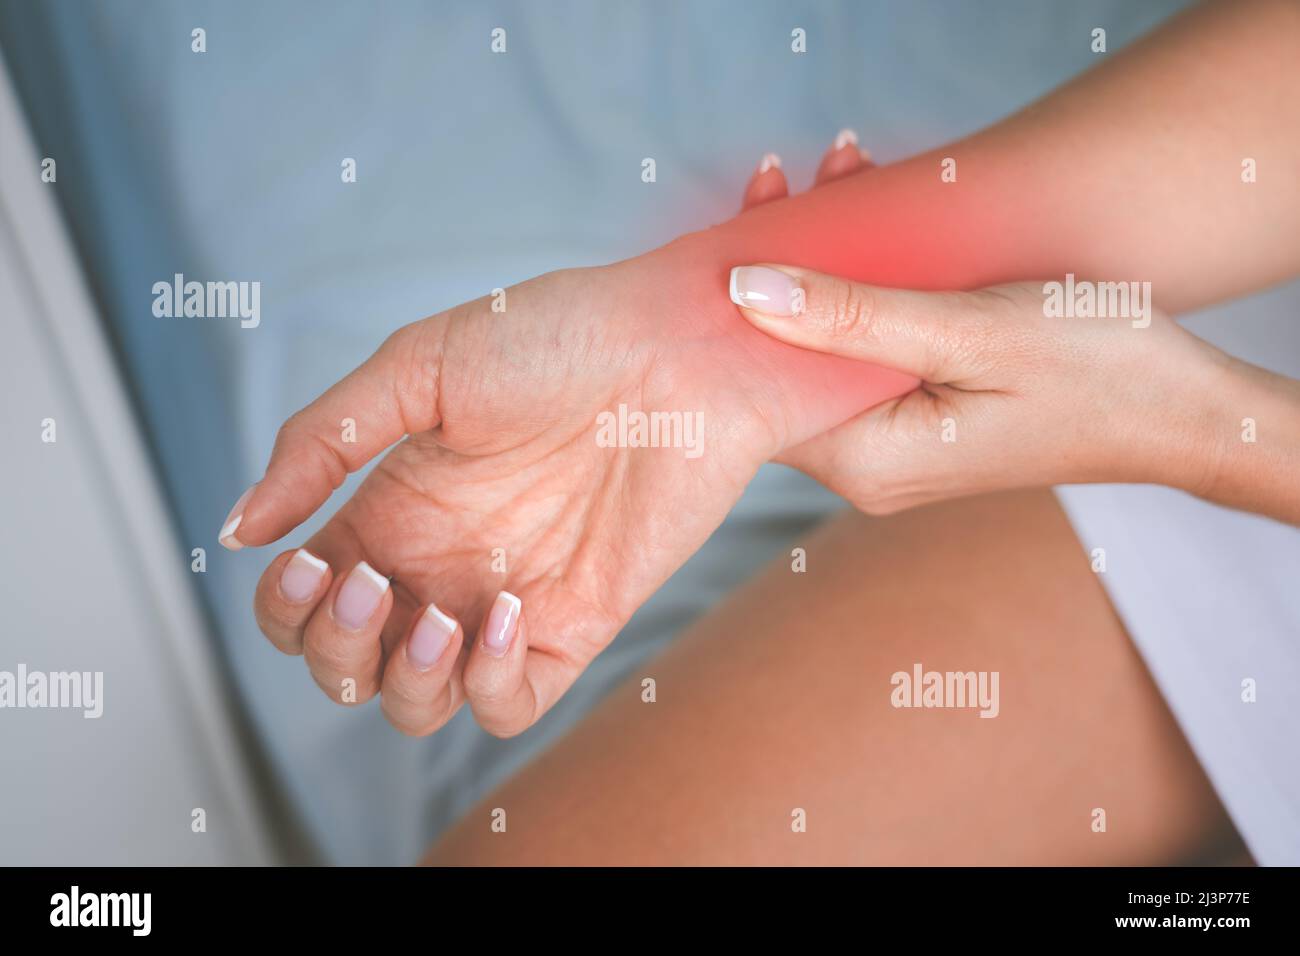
[276,412,349,485]
[826,280,878,341]
[306,646,376,701]
[258,623,303,656]
[482,717,528,740]
[464,676,537,739]
[380,698,437,738]
[310,669,373,706]
[253,598,306,656]
[464,674,507,707]
[307,427,350,480]
[379,324,424,382]
[274,410,308,450]
[381,678,422,710]
[968,284,1021,314]
[257,593,302,632]
[381,321,440,404]
[380,323,417,353]
[394,721,437,738]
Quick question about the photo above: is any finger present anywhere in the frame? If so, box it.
[379,602,465,736]
[814,128,873,186]
[217,320,443,550]
[729,264,1010,384]
[253,548,334,655]
[461,590,538,738]
[740,153,788,211]
[303,560,393,705]
[253,509,367,655]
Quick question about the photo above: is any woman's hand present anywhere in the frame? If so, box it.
[732,266,1234,511]
[737,130,1300,524]
[223,241,914,738]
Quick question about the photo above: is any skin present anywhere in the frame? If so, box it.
[422,126,1270,867]
[245,259,914,736]
[735,265,1300,523]
[233,0,1300,741]
[426,490,1246,865]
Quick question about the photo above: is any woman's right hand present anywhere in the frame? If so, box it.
[741,132,1300,525]
[733,265,1239,513]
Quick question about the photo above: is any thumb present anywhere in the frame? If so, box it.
[218,318,444,550]
[729,264,992,384]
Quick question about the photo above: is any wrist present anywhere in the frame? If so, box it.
[1192,351,1300,521]
[625,230,919,455]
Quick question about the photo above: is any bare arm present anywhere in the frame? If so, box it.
[663,0,1300,314]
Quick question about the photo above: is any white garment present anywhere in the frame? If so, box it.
[1057,284,1300,865]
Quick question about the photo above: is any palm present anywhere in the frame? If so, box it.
[301,265,774,699]
[249,247,912,734]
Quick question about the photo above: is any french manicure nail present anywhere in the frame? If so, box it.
[482,591,521,658]
[757,152,782,174]
[408,603,457,671]
[833,128,859,151]
[729,265,800,316]
[279,549,328,604]
[219,484,256,551]
[334,561,389,631]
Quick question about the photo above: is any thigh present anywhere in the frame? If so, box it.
[427,489,1240,865]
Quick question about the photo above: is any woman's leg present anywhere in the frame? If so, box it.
[427,489,1242,865]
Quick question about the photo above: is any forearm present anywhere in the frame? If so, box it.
[629,0,1300,458]
[678,0,1300,314]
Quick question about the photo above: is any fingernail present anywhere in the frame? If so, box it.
[757,152,782,174]
[334,561,389,631]
[482,590,521,658]
[279,549,328,604]
[408,603,457,671]
[729,266,800,316]
[218,484,256,551]
[833,128,858,151]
